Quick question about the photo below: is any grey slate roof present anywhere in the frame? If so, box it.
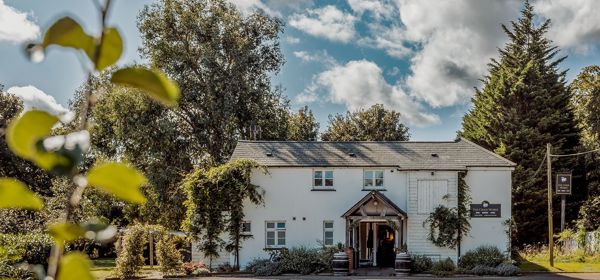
[230,138,515,170]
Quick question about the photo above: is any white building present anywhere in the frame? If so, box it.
[193,138,515,269]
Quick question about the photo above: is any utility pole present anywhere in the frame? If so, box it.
[546,143,554,267]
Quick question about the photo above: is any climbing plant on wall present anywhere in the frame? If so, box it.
[424,172,471,249]
[182,159,265,269]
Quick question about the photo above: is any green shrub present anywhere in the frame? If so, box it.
[0,262,35,280]
[279,246,323,274]
[181,262,207,275]
[254,261,282,276]
[431,257,455,277]
[0,233,53,267]
[318,242,344,271]
[458,245,505,270]
[410,254,433,273]
[470,265,496,276]
[495,263,519,276]
[115,224,147,279]
[156,234,182,275]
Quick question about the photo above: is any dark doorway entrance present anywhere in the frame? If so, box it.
[376,224,395,267]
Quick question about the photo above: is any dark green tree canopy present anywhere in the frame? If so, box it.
[138,0,286,164]
[287,106,320,141]
[460,1,582,245]
[321,104,410,141]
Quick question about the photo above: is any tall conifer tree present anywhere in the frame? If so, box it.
[460,1,581,246]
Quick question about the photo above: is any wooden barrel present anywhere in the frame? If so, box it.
[332,252,349,276]
[395,252,411,276]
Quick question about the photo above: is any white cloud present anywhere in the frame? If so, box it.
[534,0,600,53]
[347,0,395,20]
[289,5,357,43]
[228,0,280,16]
[394,0,522,107]
[297,60,439,126]
[0,0,40,43]
[293,50,336,66]
[285,36,301,44]
[7,86,73,123]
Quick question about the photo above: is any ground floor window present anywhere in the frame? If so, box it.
[266,221,286,248]
[323,221,334,245]
[241,221,251,235]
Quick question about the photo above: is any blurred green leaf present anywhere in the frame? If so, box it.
[57,252,93,280]
[87,162,148,204]
[96,27,123,70]
[48,222,85,243]
[0,178,44,210]
[5,110,69,170]
[42,17,95,60]
[111,67,180,106]
[6,110,57,160]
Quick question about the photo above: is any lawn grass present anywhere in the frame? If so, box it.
[519,259,600,272]
[518,252,600,273]
[91,258,166,279]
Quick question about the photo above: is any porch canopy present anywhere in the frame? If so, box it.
[342,190,407,219]
[342,191,407,267]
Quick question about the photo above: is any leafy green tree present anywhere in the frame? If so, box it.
[90,85,192,229]
[287,106,319,141]
[321,104,410,141]
[571,65,600,229]
[138,0,286,164]
[460,1,582,245]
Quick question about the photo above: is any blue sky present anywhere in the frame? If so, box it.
[2,0,600,141]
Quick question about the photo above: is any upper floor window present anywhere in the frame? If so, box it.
[364,170,384,189]
[266,221,286,248]
[314,170,334,188]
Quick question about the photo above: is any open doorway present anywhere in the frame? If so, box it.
[377,224,395,267]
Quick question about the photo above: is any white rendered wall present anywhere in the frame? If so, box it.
[190,167,512,267]
[237,167,408,267]
[461,168,512,256]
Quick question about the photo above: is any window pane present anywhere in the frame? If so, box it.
[267,222,275,228]
[325,238,333,246]
[277,222,285,229]
[324,222,333,228]
[278,238,286,245]
[364,171,373,179]
[325,179,333,187]
[325,171,333,179]
[375,171,384,179]
[325,231,333,238]
[375,178,384,187]
[242,222,251,232]
[314,171,322,178]
[314,179,323,187]
[277,231,285,238]
[364,179,373,187]
[267,231,275,238]
[267,238,275,246]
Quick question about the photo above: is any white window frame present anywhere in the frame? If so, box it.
[363,170,385,189]
[323,221,334,246]
[241,221,252,235]
[313,170,334,189]
[265,221,286,248]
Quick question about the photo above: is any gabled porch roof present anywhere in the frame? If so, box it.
[341,191,407,219]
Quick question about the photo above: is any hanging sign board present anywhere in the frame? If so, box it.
[470,201,501,218]
[556,172,572,195]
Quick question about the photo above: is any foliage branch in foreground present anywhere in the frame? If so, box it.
[1,1,180,279]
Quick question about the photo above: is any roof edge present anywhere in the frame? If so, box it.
[459,137,517,166]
